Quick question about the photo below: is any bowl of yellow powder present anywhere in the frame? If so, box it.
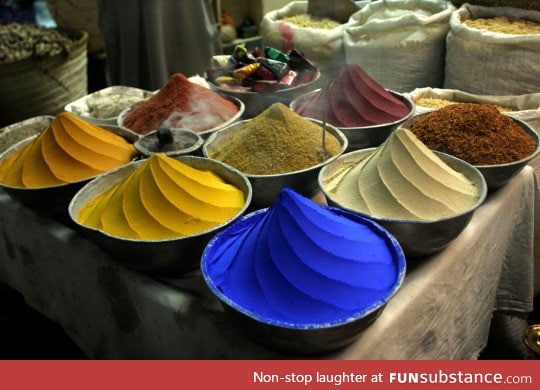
[68,154,252,275]
[0,112,139,222]
[319,128,488,257]
[203,103,348,209]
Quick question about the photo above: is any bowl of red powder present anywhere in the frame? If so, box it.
[118,73,245,139]
[404,104,540,191]
[290,64,415,152]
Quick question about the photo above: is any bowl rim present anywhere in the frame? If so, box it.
[64,85,155,122]
[68,155,253,243]
[206,69,322,96]
[319,148,488,225]
[134,127,204,157]
[202,118,349,178]
[0,124,139,191]
[290,89,416,130]
[117,93,245,137]
[201,205,406,330]
[401,113,540,169]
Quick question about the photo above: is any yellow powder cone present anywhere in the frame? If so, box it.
[138,165,217,235]
[156,156,245,208]
[77,154,245,240]
[99,170,140,239]
[0,143,33,187]
[0,112,137,189]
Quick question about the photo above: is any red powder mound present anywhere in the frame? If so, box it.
[123,73,238,134]
[293,64,410,127]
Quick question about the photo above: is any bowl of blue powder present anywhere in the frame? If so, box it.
[201,187,406,355]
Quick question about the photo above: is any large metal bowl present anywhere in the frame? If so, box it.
[401,114,540,191]
[117,93,245,140]
[68,156,252,275]
[0,124,139,223]
[319,149,488,257]
[0,115,53,154]
[208,70,321,119]
[201,207,406,355]
[203,118,348,209]
[290,90,416,152]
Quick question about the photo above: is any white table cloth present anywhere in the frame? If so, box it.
[0,167,538,359]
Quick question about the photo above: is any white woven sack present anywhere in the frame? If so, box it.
[444,4,540,95]
[260,1,353,83]
[344,0,455,93]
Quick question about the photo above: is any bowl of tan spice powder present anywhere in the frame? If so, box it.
[203,103,348,209]
[404,103,540,191]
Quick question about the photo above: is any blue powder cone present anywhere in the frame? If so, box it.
[202,187,405,328]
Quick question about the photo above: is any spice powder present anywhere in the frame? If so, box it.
[408,103,536,165]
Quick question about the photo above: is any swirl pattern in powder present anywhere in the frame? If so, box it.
[324,128,479,220]
[292,64,410,127]
[203,188,404,327]
[77,153,245,240]
[0,112,137,188]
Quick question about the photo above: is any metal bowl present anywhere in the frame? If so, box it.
[290,90,415,152]
[203,118,348,209]
[117,93,245,139]
[201,207,406,355]
[401,114,540,191]
[319,148,488,257]
[0,115,53,155]
[0,124,139,223]
[68,156,252,275]
[65,85,154,126]
[208,70,321,119]
[134,128,204,158]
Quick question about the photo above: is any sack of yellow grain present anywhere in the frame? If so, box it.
[444,4,540,95]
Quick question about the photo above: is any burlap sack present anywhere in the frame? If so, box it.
[444,4,540,95]
[344,0,455,93]
[0,30,88,127]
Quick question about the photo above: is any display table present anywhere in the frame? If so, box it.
[0,167,538,359]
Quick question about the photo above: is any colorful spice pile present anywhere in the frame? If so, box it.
[207,103,342,175]
[408,103,537,165]
[292,63,411,127]
[206,44,318,93]
[77,153,245,240]
[122,73,239,134]
[0,112,137,188]
[323,128,479,221]
[202,188,403,326]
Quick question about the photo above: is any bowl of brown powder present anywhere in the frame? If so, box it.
[404,103,540,191]
[203,103,348,209]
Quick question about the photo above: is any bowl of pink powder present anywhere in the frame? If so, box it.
[118,73,244,139]
[290,64,415,152]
